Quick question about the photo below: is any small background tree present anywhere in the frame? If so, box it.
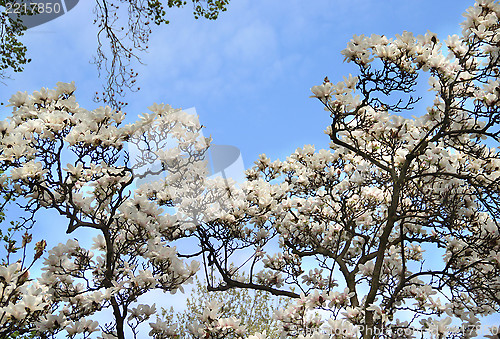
[162,272,290,338]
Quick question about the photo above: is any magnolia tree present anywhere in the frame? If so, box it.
[0,81,243,338]
[187,0,500,338]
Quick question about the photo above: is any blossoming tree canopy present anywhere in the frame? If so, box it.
[0,81,219,338]
[192,0,500,338]
[2,0,500,338]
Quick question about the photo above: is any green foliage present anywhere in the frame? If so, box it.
[164,273,290,338]
[0,1,32,79]
[5,330,36,339]
[191,0,229,20]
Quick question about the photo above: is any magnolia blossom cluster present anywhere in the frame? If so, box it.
[187,300,247,338]
[0,262,50,335]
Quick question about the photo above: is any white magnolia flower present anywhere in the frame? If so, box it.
[310,83,333,101]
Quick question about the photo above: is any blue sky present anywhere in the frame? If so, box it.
[4,0,500,333]
[3,0,473,164]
